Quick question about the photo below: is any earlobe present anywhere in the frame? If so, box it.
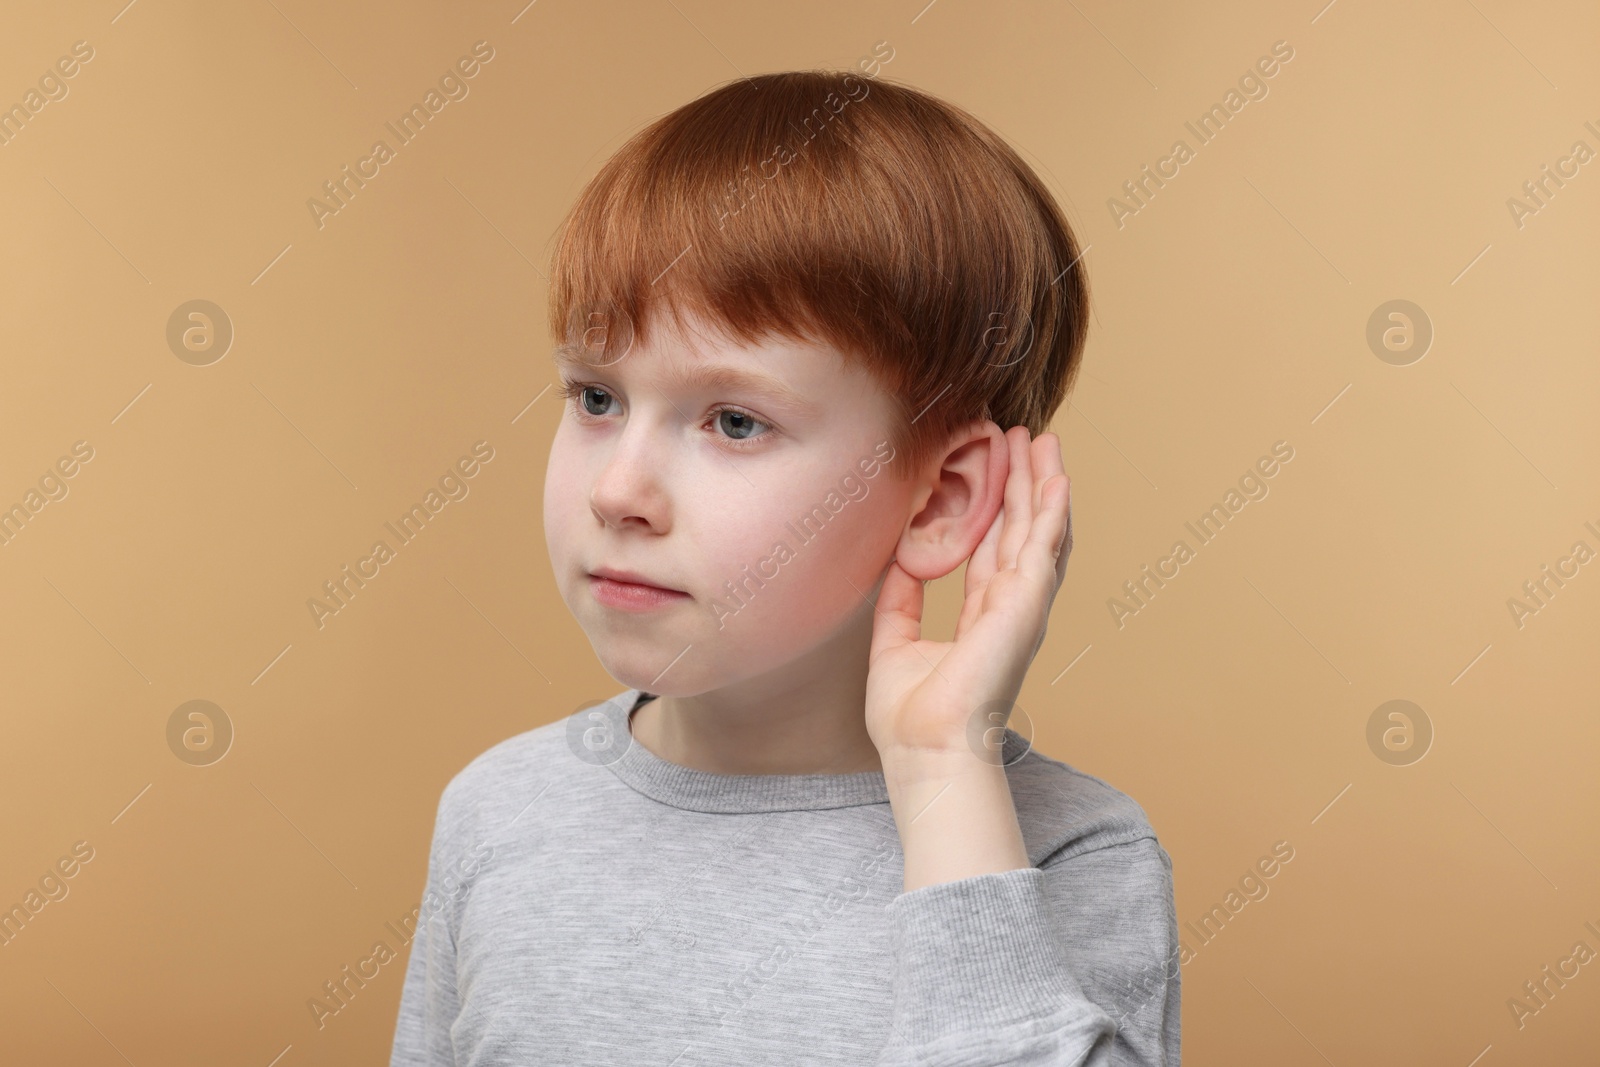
[891,420,1008,582]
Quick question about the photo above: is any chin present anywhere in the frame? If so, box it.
[586,636,714,698]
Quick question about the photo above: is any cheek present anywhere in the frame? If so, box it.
[700,480,901,631]
[542,435,583,561]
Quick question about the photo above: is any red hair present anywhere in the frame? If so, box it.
[546,69,1089,478]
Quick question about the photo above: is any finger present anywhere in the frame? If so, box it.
[1049,478,1073,594]
[964,494,1004,603]
[1059,481,1073,577]
[1030,433,1071,582]
[997,427,1035,572]
[869,558,925,661]
[955,499,1008,641]
[1019,473,1073,597]
[1031,432,1065,514]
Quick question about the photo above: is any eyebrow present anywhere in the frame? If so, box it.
[553,344,824,418]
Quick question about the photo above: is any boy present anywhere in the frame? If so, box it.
[390,70,1179,1065]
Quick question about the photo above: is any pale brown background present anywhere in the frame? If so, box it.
[2,0,1597,1063]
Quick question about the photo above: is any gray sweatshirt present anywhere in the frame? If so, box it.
[388,689,1180,1065]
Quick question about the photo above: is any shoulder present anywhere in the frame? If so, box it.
[443,721,565,805]
[1000,729,1167,870]
[433,691,632,835]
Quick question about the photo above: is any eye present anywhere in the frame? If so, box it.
[716,409,764,441]
[558,379,775,450]
[711,406,771,447]
[558,380,616,419]
[578,386,613,417]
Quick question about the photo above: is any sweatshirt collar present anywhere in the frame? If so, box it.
[604,688,890,813]
[599,688,1028,815]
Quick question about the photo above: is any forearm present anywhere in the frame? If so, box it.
[883,750,1031,893]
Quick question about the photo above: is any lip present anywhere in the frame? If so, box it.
[589,567,685,592]
[587,568,691,612]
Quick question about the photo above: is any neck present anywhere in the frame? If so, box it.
[629,604,883,776]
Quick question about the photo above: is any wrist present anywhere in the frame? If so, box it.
[885,755,1030,891]
[877,741,986,788]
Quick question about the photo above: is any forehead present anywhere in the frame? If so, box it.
[557,305,810,367]
[554,311,889,419]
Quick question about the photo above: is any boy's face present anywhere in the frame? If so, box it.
[544,309,916,696]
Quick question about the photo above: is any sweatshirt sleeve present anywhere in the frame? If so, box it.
[389,784,466,1067]
[876,836,1180,1067]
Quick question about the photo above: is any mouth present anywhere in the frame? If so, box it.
[587,568,691,612]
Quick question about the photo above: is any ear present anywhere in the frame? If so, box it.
[892,420,1008,581]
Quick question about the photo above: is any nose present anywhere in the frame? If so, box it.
[588,416,671,532]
